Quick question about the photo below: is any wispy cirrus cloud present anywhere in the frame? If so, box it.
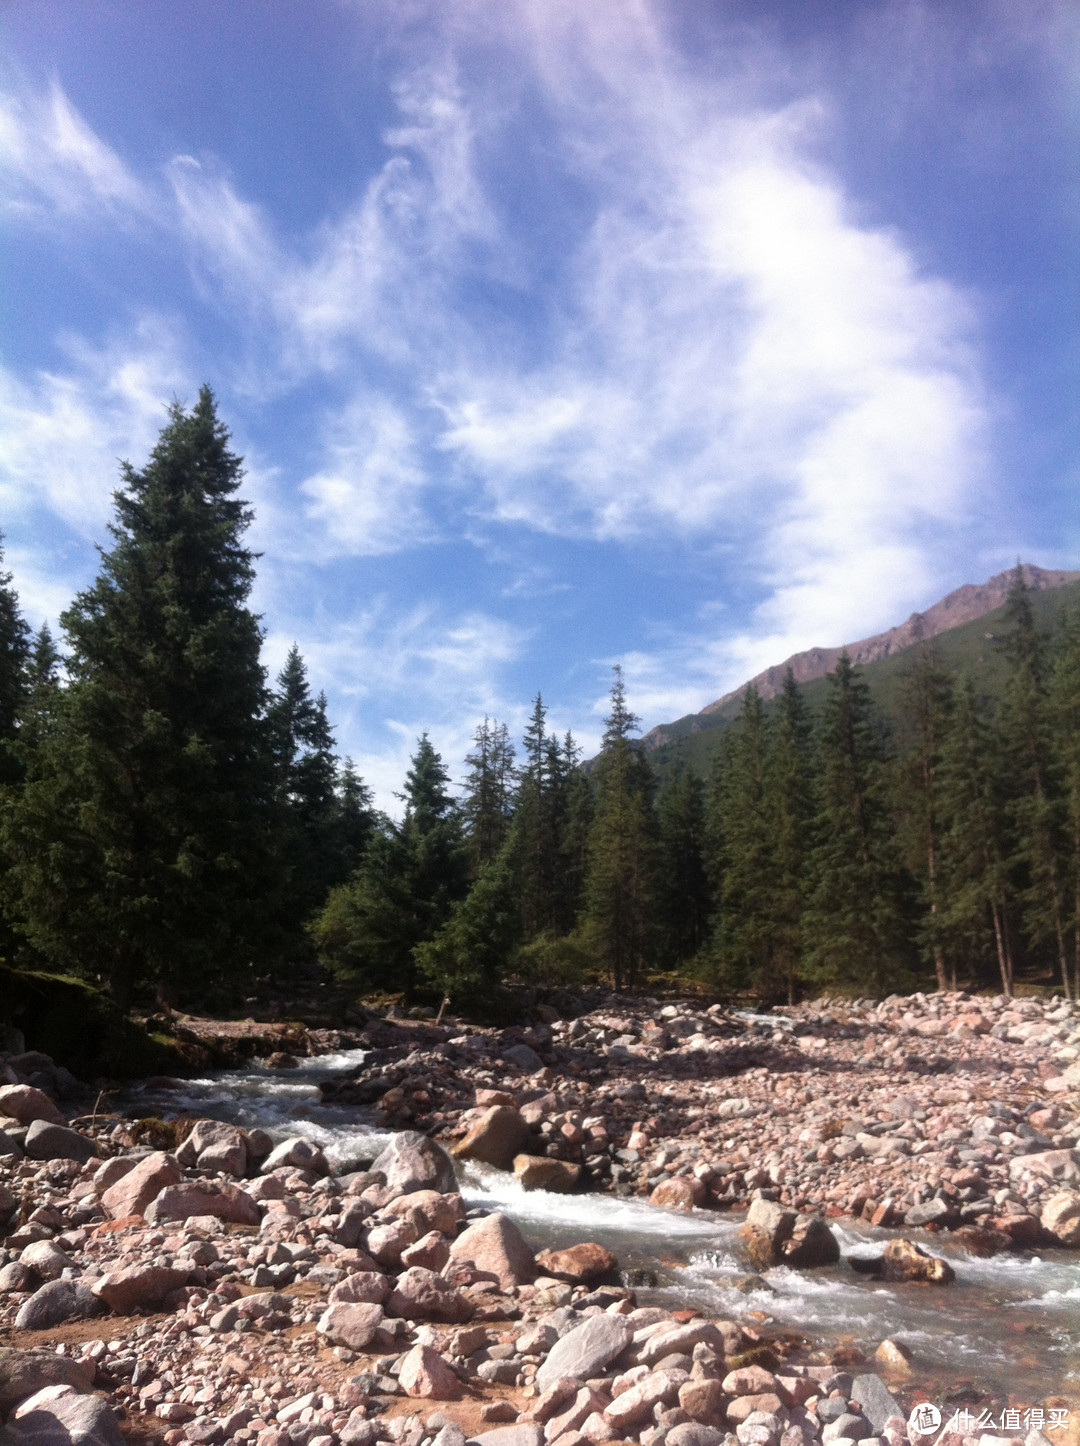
[0,80,149,222]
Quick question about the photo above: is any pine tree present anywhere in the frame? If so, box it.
[267,644,345,931]
[1050,605,1080,1000]
[893,641,955,990]
[515,695,560,937]
[554,731,593,935]
[462,716,516,870]
[415,848,520,1008]
[655,761,710,970]
[338,759,376,879]
[803,652,911,991]
[763,669,815,1002]
[2,388,278,1005]
[937,676,1016,995]
[0,539,31,787]
[998,567,1071,998]
[582,666,658,990]
[313,734,467,997]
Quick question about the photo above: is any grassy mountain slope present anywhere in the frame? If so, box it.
[650,576,1080,781]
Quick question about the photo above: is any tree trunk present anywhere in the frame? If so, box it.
[990,901,1012,999]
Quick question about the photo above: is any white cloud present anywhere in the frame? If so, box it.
[299,397,435,557]
[265,602,531,812]
[0,81,149,221]
[0,318,190,537]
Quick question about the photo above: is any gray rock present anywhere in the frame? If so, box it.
[0,1131,24,1161]
[903,1199,954,1228]
[14,1281,98,1331]
[260,1137,329,1176]
[503,1044,544,1073]
[0,1351,94,1411]
[666,1428,726,1446]
[822,1418,871,1444]
[0,1264,33,1293]
[850,1376,902,1435]
[23,1121,98,1165]
[91,1158,136,1194]
[536,1312,634,1389]
[18,1243,72,1282]
[0,1391,124,1446]
[469,1429,542,1446]
[371,1132,457,1196]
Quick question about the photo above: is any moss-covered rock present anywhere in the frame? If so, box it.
[0,964,187,1079]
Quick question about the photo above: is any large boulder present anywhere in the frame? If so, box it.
[14,1281,98,1331]
[177,1120,248,1176]
[398,1344,460,1400]
[850,1374,903,1434]
[739,1199,795,1269]
[1009,1148,1080,1186]
[384,1190,465,1235]
[0,1389,124,1446]
[881,1238,954,1285]
[604,1369,688,1429]
[328,1272,390,1305]
[453,1107,533,1171]
[534,1243,618,1285]
[536,1313,634,1389]
[100,1151,181,1220]
[260,1137,328,1177]
[0,1088,63,1127]
[90,1265,191,1313]
[448,1212,535,1291]
[640,1321,728,1368]
[145,1182,259,1226]
[23,1122,98,1165]
[650,1177,707,1211]
[18,1243,73,1283]
[371,1132,457,1196]
[316,1302,384,1350]
[779,1215,840,1268]
[1041,1190,1080,1246]
[387,1267,472,1322]
[512,1156,581,1193]
[0,1350,94,1412]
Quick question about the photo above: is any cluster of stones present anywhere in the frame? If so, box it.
[328,992,1080,1253]
[0,1051,947,1446]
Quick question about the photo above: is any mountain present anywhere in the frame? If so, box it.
[642,564,1080,771]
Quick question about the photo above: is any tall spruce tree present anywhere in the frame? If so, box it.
[998,568,1071,998]
[893,641,955,990]
[937,675,1016,995]
[313,733,467,998]
[655,761,710,970]
[582,666,658,990]
[515,695,561,937]
[462,716,516,870]
[803,652,911,991]
[713,686,776,996]
[0,539,31,788]
[763,668,815,1002]
[267,644,347,934]
[1050,605,1080,999]
[2,388,278,1004]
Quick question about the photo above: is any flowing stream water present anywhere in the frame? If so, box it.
[123,1048,1080,1410]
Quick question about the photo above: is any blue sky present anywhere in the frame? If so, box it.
[1,1,1077,808]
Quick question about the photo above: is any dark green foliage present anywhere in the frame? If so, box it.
[1,388,279,1006]
[802,653,912,992]
[997,568,1071,998]
[462,716,516,869]
[892,642,955,990]
[936,676,1016,994]
[415,848,521,1006]
[0,539,31,787]
[582,666,659,990]
[313,734,468,997]
[268,644,361,936]
[655,762,709,969]
[1050,606,1080,1000]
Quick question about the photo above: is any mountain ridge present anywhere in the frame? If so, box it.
[641,563,1080,753]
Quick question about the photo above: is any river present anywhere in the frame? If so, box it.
[122,1046,1080,1410]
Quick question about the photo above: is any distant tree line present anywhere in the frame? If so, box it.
[1,391,1078,1009]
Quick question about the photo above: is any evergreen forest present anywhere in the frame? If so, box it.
[3,391,1080,1015]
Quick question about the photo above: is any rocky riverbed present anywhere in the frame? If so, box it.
[1,989,1079,1446]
